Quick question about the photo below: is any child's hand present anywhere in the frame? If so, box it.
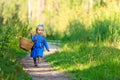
[48,50,50,52]
[30,32,32,35]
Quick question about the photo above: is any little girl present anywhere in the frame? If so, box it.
[30,24,49,66]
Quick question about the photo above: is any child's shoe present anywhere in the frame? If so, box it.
[34,64,38,66]
[34,61,38,66]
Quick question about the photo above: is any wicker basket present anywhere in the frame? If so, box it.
[20,37,34,50]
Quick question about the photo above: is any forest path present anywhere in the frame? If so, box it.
[20,42,69,80]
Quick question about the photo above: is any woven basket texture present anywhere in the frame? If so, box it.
[20,37,34,50]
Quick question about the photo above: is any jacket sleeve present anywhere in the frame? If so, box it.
[31,35,37,42]
[43,38,49,50]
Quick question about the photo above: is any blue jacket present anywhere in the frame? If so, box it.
[30,34,49,58]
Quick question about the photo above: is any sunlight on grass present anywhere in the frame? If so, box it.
[46,42,120,80]
[67,61,99,72]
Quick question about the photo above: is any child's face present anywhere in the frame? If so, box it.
[36,27,44,35]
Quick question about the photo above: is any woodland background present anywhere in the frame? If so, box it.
[0,0,120,80]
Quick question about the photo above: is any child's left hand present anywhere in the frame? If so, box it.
[48,50,50,52]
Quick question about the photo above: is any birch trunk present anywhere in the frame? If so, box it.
[28,0,32,23]
[90,0,93,8]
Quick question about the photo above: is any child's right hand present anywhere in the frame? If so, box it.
[30,32,32,35]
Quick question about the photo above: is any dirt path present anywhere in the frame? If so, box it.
[20,42,69,80]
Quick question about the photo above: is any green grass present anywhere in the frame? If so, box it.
[0,33,32,80]
[0,47,32,80]
[45,42,120,80]
[0,20,33,80]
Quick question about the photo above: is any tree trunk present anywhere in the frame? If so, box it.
[28,0,32,23]
[37,0,45,24]
[37,0,41,23]
[90,0,93,8]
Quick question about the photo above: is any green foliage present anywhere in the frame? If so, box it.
[92,19,111,42]
[1,0,120,80]
[0,0,28,24]
[43,0,120,42]
[46,42,120,80]
[62,17,120,43]
[0,1,32,79]
[45,24,62,40]
[91,18,120,42]
[63,20,90,42]
[0,19,32,79]
[0,50,32,80]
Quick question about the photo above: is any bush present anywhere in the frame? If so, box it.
[91,19,120,42]
[63,20,90,42]
[0,19,32,80]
